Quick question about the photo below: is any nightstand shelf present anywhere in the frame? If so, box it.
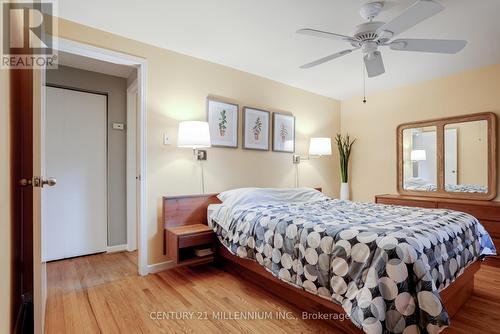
[166,224,215,267]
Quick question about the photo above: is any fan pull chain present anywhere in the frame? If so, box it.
[362,60,367,104]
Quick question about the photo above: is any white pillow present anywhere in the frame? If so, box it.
[217,187,328,208]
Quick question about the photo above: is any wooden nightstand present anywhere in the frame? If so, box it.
[166,224,215,267]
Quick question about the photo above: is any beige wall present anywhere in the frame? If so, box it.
[341,64,500,202]
[46,65,129,246]
[1,68,11,334]
[452,121,488,185]
[55,18,341,265]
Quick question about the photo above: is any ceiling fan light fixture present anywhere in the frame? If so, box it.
[362,41,379,55]
[359,2,384,21]
[297,0,466,79]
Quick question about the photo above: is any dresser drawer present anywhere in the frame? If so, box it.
[179,231,214,248]
[481,220,500,239]
[376,197,437,209]
[437,203,500,221]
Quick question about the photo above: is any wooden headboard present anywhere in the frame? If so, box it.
[162,188,322,255]
[163,187,323,229]
[162,193,221,229]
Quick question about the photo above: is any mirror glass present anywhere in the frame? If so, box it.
[444,120,488,193]
[402,126,437,191]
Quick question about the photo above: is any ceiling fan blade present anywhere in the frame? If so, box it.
[297,28,356,43]
[364,51,385,77]
[377,0,444,37]
[300,49,357,69]
[390,39,467,54]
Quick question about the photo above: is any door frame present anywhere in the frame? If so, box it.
[31,37,149,333]
[126,79,138,252]
[52,38,149,274]
[11,68,35,333]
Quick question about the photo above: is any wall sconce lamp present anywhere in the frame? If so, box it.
[177,121,211,193]
[177,121,211,160]
[293,137,332,164]
[293,137,332,187]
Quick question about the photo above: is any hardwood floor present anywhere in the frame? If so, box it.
[45,252,500,334]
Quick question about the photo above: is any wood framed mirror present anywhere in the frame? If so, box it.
[397,112,497,200]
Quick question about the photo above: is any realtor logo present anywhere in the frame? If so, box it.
[1,0,58,69]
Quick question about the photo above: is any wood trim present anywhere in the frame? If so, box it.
[375,194,500,207]
[397,112,497,200]
[11,68,34,331]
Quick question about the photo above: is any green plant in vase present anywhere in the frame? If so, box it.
[218,110,227,136]
[335,133,356,200]
[252,117,262,140]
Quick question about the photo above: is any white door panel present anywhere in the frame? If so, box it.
[445,128,458,185]
[44,86,107,261]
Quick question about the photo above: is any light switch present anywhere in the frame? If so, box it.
[163,132,171,145]
[112,123,125,130]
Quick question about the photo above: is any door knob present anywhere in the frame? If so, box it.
[18,176,57,187]
[42,177,57,187]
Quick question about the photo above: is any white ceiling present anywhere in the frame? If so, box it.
[58,51,135,78]
[58,0,500,100]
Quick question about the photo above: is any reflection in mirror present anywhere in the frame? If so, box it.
[444,120,488,193]
[403,126,437,191]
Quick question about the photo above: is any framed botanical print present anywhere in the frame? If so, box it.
[207,97,239,148]
[272,113,295,153]
[242,107,270,151]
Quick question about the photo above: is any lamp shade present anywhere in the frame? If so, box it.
[309,137,332,156]
[410,149,426,161]
[177,121,211,149]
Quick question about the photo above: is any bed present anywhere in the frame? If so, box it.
[404,178,488,193]
[163,188,496,334]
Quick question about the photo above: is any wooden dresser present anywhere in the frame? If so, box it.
[375,194,500,267]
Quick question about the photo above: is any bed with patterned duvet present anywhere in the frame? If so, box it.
[208,188,496,334]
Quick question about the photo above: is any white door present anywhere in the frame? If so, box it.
[445,128,458,185]
[43,86,107,261]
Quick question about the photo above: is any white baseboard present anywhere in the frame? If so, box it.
[127,244,138,252]
[147,260,174,274]
[107,244,128,253]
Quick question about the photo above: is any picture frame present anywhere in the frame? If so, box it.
[207,97,239,148]
[272,112,295,153]
[242,107,270,151]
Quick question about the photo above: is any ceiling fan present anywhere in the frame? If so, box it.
[297,0,467,78]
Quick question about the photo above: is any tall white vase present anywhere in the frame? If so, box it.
[340,182,350,201]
